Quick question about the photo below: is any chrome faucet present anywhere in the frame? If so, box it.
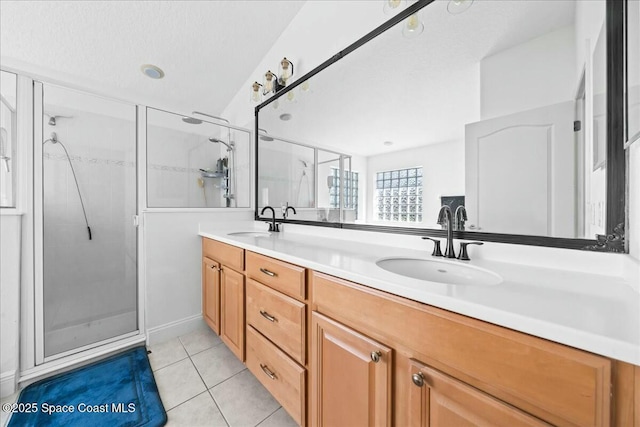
[454,205,467,231]
[260,206,280,232]
[437,205,456,258]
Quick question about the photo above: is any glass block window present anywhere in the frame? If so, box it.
[375,167,423,222]
[329,168,359,219]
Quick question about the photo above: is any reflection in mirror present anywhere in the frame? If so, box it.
[257,0,609,239]
[147,108,251,208]
[0,71,17,208]
[258,135,355,223]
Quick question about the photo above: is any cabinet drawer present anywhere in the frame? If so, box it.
[246,326,305,426]
[246,251,305,300]
[202,238,244,272]
[247,278,306,365]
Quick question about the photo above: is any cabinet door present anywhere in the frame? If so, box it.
[202,257,221,334]
[220,266,245,361]
[311,312,392,427]
[408,360,549,427]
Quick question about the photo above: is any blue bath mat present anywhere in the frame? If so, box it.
[7,346,166,427]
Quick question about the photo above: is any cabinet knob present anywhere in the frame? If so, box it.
[412,372,425,387]
[370,351,382,363]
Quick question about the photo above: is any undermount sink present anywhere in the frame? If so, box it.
[376,257,502,286]
[227,231,271,237]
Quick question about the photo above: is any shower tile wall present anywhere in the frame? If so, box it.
[43,107,137,356]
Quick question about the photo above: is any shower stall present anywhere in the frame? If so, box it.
[146,108,251,209]
[35,83,138,361]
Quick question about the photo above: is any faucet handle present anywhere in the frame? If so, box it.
[457,241,483,261]
[422,237,443,257]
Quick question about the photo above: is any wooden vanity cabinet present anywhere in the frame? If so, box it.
[310,312,392,427]
[220,266,245,361]
[407,358,549,427]
[202,238,246,361]
[245,251,308,426]
[202,257,221,334]
[311,271,613,427]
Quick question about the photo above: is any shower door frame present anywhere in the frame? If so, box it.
[33,81,145,366]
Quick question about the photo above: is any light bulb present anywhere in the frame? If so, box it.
[300,80,310,92]
[286,91,295,102]
[402,13,424,38]
[263,71,276,94]
[278,57,293,85]
[250,82,262,103]
[383,0,404,14]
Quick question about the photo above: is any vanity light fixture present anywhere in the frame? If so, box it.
[140,64,165,79]
[447,0,474,15]
[251,82,263,103]
[383,0,405,14]
[251,57,295,102]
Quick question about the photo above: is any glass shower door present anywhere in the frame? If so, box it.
[39,84,138,359]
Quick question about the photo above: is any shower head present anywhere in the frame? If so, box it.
[46,114,72,126]
[208,137,234,151]
[182,116,203,125]
[258,128,274,141]
[193,111,230,124]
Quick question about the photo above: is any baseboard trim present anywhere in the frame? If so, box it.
[0,370,17,398]
[146,314,205,345]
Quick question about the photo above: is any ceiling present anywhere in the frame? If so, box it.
[0,1,306,116]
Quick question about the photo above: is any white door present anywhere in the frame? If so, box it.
[465,101,575,237]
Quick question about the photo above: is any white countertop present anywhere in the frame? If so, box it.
[199,224,640,365]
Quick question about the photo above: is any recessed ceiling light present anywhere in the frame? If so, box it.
[384,141,394,146]
[140,64,165,79]
[279,113,292,121]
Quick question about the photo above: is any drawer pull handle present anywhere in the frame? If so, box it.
[260,310,277,322]
[412,372,425,387]
[209,265,220,271]
[370,351,382,363]
[260,268,277,277]
[260,364,277,380]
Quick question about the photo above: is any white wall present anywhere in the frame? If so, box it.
[366,140,464,227]
[222,1,391,129]
[143,211,253,344]
[480,26,576,121]
[0,214,21,397]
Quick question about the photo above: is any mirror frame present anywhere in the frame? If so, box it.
[255,0,627,252]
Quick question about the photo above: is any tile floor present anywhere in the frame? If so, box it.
[149,328,298,427]
[1,328,298,427]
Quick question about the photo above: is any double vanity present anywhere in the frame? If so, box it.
[199,225,639,427]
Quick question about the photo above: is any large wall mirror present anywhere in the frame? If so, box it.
[256,0,626,251]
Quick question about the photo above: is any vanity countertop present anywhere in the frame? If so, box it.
[199,225,640,365]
